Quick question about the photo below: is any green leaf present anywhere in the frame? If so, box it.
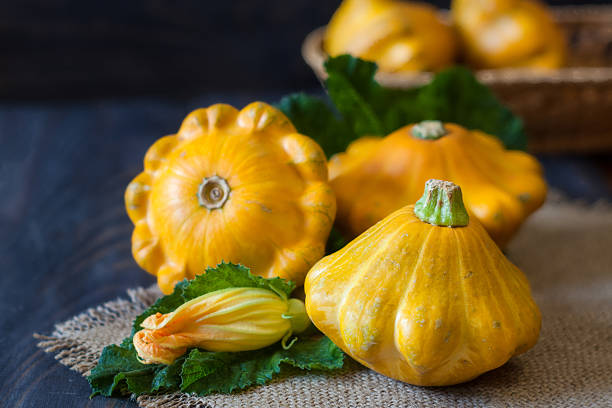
[325,55,526,150]
[88,344,163,397]
[324,55,386,137]
[88,263,344,398]
[89,343,186,397]
[281,55,526,157]
[192,262,295,300]
[181,336,343,396]
[411,66,526,150]
[276,93,354,158]
[325,226,349,255]
[151,357,184,392]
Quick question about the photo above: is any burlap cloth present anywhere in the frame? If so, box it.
[35,196,612,407]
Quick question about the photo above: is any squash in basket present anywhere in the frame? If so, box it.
[125,102,336,294]
[328,120,546,247]
[305,179,541,386]
[452,0,566,69]
[324,0,456,72]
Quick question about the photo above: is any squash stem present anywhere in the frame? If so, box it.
[411,120,447,140]
[285,298,311,334]
[414,179,469,227]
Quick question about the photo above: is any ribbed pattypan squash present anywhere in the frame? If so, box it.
[305,179,541,386]
[324,0,456,72]
[452,0,566,69]
[125,102,336,294]
[329,120,546,247]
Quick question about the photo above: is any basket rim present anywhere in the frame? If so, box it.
[552,4,612,22]
[303,6,612,88]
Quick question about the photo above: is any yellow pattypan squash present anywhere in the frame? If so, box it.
[125,102,336,294]
[452,0,566,69]
[305,179,541,386]
[324,0,456,72]
[329,120,546,247]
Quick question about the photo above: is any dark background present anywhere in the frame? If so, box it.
[1,0,610,100]
[0,1,611,408]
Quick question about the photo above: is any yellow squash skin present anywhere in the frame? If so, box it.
[329,121,546,247]
[125,102,336,294]
[452,0,566,69]
[305,181,541,386]
[324,0,456,72]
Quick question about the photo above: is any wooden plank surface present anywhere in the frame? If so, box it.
[0,95,611,408]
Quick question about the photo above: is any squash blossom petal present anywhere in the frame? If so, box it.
[133,287,311,365]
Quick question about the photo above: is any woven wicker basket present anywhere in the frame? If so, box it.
[302,6,612,153]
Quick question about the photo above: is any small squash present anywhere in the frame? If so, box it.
[125,102,336,294]
[305,179,541,386]
[324,0,456,72]
[452,0,566,69]
[329,120,546,247]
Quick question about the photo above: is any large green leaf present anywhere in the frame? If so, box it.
[279,55,526,158]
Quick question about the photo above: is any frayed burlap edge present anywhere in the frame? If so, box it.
[34,286,161,376]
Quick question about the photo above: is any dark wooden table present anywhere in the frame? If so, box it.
[1,94,611,408]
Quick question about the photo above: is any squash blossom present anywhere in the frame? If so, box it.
[133,287,311,365]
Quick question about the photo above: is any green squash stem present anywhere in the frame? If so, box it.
[414,179,469,227]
